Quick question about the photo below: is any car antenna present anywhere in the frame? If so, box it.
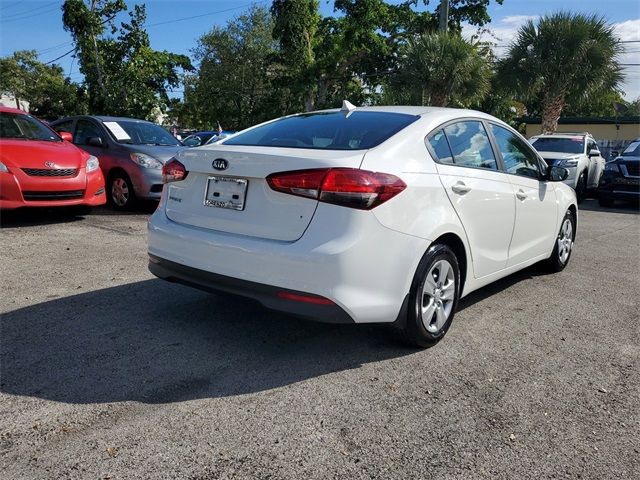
[341,100,357,118]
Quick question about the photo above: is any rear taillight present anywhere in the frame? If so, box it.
[162,158,188,183]
[266,168,406,210]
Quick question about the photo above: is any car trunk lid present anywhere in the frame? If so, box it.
[164,146,365,241]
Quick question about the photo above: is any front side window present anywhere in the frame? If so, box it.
[442,121,497,170]
[74,119,103,145]
[490,124,541,179]
[0,112,60,142]
[224,111,420,150]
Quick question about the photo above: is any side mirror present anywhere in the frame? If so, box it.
[59,131,73,142]
[86,136,104,148]
[548,165,569,182]
[588,148,600,157]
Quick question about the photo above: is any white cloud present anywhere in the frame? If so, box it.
[614,19,640,100]
[501,15,539,26]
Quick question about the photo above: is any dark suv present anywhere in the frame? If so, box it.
[50,116,185,209]
[598,138,640,207]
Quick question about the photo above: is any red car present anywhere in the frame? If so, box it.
[0,106,106,210]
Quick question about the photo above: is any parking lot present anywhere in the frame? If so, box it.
[0,200,638,479]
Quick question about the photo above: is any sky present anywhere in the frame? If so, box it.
[1,0,639,100]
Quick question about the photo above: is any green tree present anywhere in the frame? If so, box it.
[187,6,280,130]
[497,12,624,133]
[0,50,88,119]
[388,32,491,107]
[62,0,192,119]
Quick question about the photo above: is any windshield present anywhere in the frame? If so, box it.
[622,141,640,156]
[223,111,419,150]
[0,112,61,142]
[530,137,584,154]
[102,120,181,146]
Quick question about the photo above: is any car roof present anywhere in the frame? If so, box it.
[51,115,153,124]
[0,106,29,114]
[532,133,592,139]
[310,105,469,117]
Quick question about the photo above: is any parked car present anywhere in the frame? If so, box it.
[182,131,218,147]
[50,116,185,209]
[529,132,605,203]
[204,131,236,145]
[147,105,577,347]
[598,138,640,207]
[0,106,106,211]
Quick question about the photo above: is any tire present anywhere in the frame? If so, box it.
[546,209,576,272]
[107,171,137,210]
[400,244,460,348]
[575,171,587,204]
[598,196,614,207]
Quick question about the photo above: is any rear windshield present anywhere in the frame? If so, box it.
[0,112,61,142]
[530,137,584,154]
[223,111,420,150]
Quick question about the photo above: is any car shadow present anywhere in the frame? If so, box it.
[0,207,86,228]
[579,198,639,215]
[0,279,418,405]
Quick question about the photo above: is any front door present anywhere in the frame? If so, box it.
[488,123,558,266]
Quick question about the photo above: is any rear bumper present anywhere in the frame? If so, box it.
[149,254,354,323]
[148,203,430,324]
[0,169,106,210]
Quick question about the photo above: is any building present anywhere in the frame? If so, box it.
[0,94,29,112]
[522,116,640,160]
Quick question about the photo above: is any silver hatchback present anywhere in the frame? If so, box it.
[50,116,186,209]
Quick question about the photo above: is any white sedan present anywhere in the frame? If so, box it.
[148,105,577,347]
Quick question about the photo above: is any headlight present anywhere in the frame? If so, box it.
[559,157,579,167]
[0,161,8,173]
[86,155,99,172]
[130,153,162,169]
[604,162,620,173]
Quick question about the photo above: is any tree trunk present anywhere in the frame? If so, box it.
[541,94,565,133]
[431,91,448,107]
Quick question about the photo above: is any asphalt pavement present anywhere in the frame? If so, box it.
[0,199,638,479]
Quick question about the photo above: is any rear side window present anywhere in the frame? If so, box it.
[443,121,497,170]
[224,111,419,150]
[427,129,454,164]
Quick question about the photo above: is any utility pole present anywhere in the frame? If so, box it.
[439,0,449,32]
[89,0,107,99]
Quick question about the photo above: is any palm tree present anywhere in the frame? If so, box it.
[498,12,624,133]
[388,32,491,108]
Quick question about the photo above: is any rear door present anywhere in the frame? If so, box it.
[488,123,558,266]
[165,146,365,241]
[428,120,515,278]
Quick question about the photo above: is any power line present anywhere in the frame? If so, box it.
[43,47,76,65]
[0,0,27,12]
[145,1,267,28]
[0,3,61,23]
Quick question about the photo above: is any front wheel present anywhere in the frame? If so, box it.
[575,171,587,204]
[108,172,137,210]
[546,209,576,272]
[400,244,460,348]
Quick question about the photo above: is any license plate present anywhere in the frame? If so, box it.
[204,176,248,210]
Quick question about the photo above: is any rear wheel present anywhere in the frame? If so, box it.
[108,172,137,210]
[575,171,587,203]
[400,244,460,348]
[546,209,576,272]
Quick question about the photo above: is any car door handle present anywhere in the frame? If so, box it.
[451,182,471,195]
[516,190,527,201]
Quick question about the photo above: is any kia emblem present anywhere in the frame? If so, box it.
[44,161,55,168]
[212,158,228,171]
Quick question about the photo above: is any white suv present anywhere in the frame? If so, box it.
[529,133,605,202]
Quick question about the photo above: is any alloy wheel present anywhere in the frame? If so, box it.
[111,177,129,207]
[420,259,455,333]
[557,218,573,264]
